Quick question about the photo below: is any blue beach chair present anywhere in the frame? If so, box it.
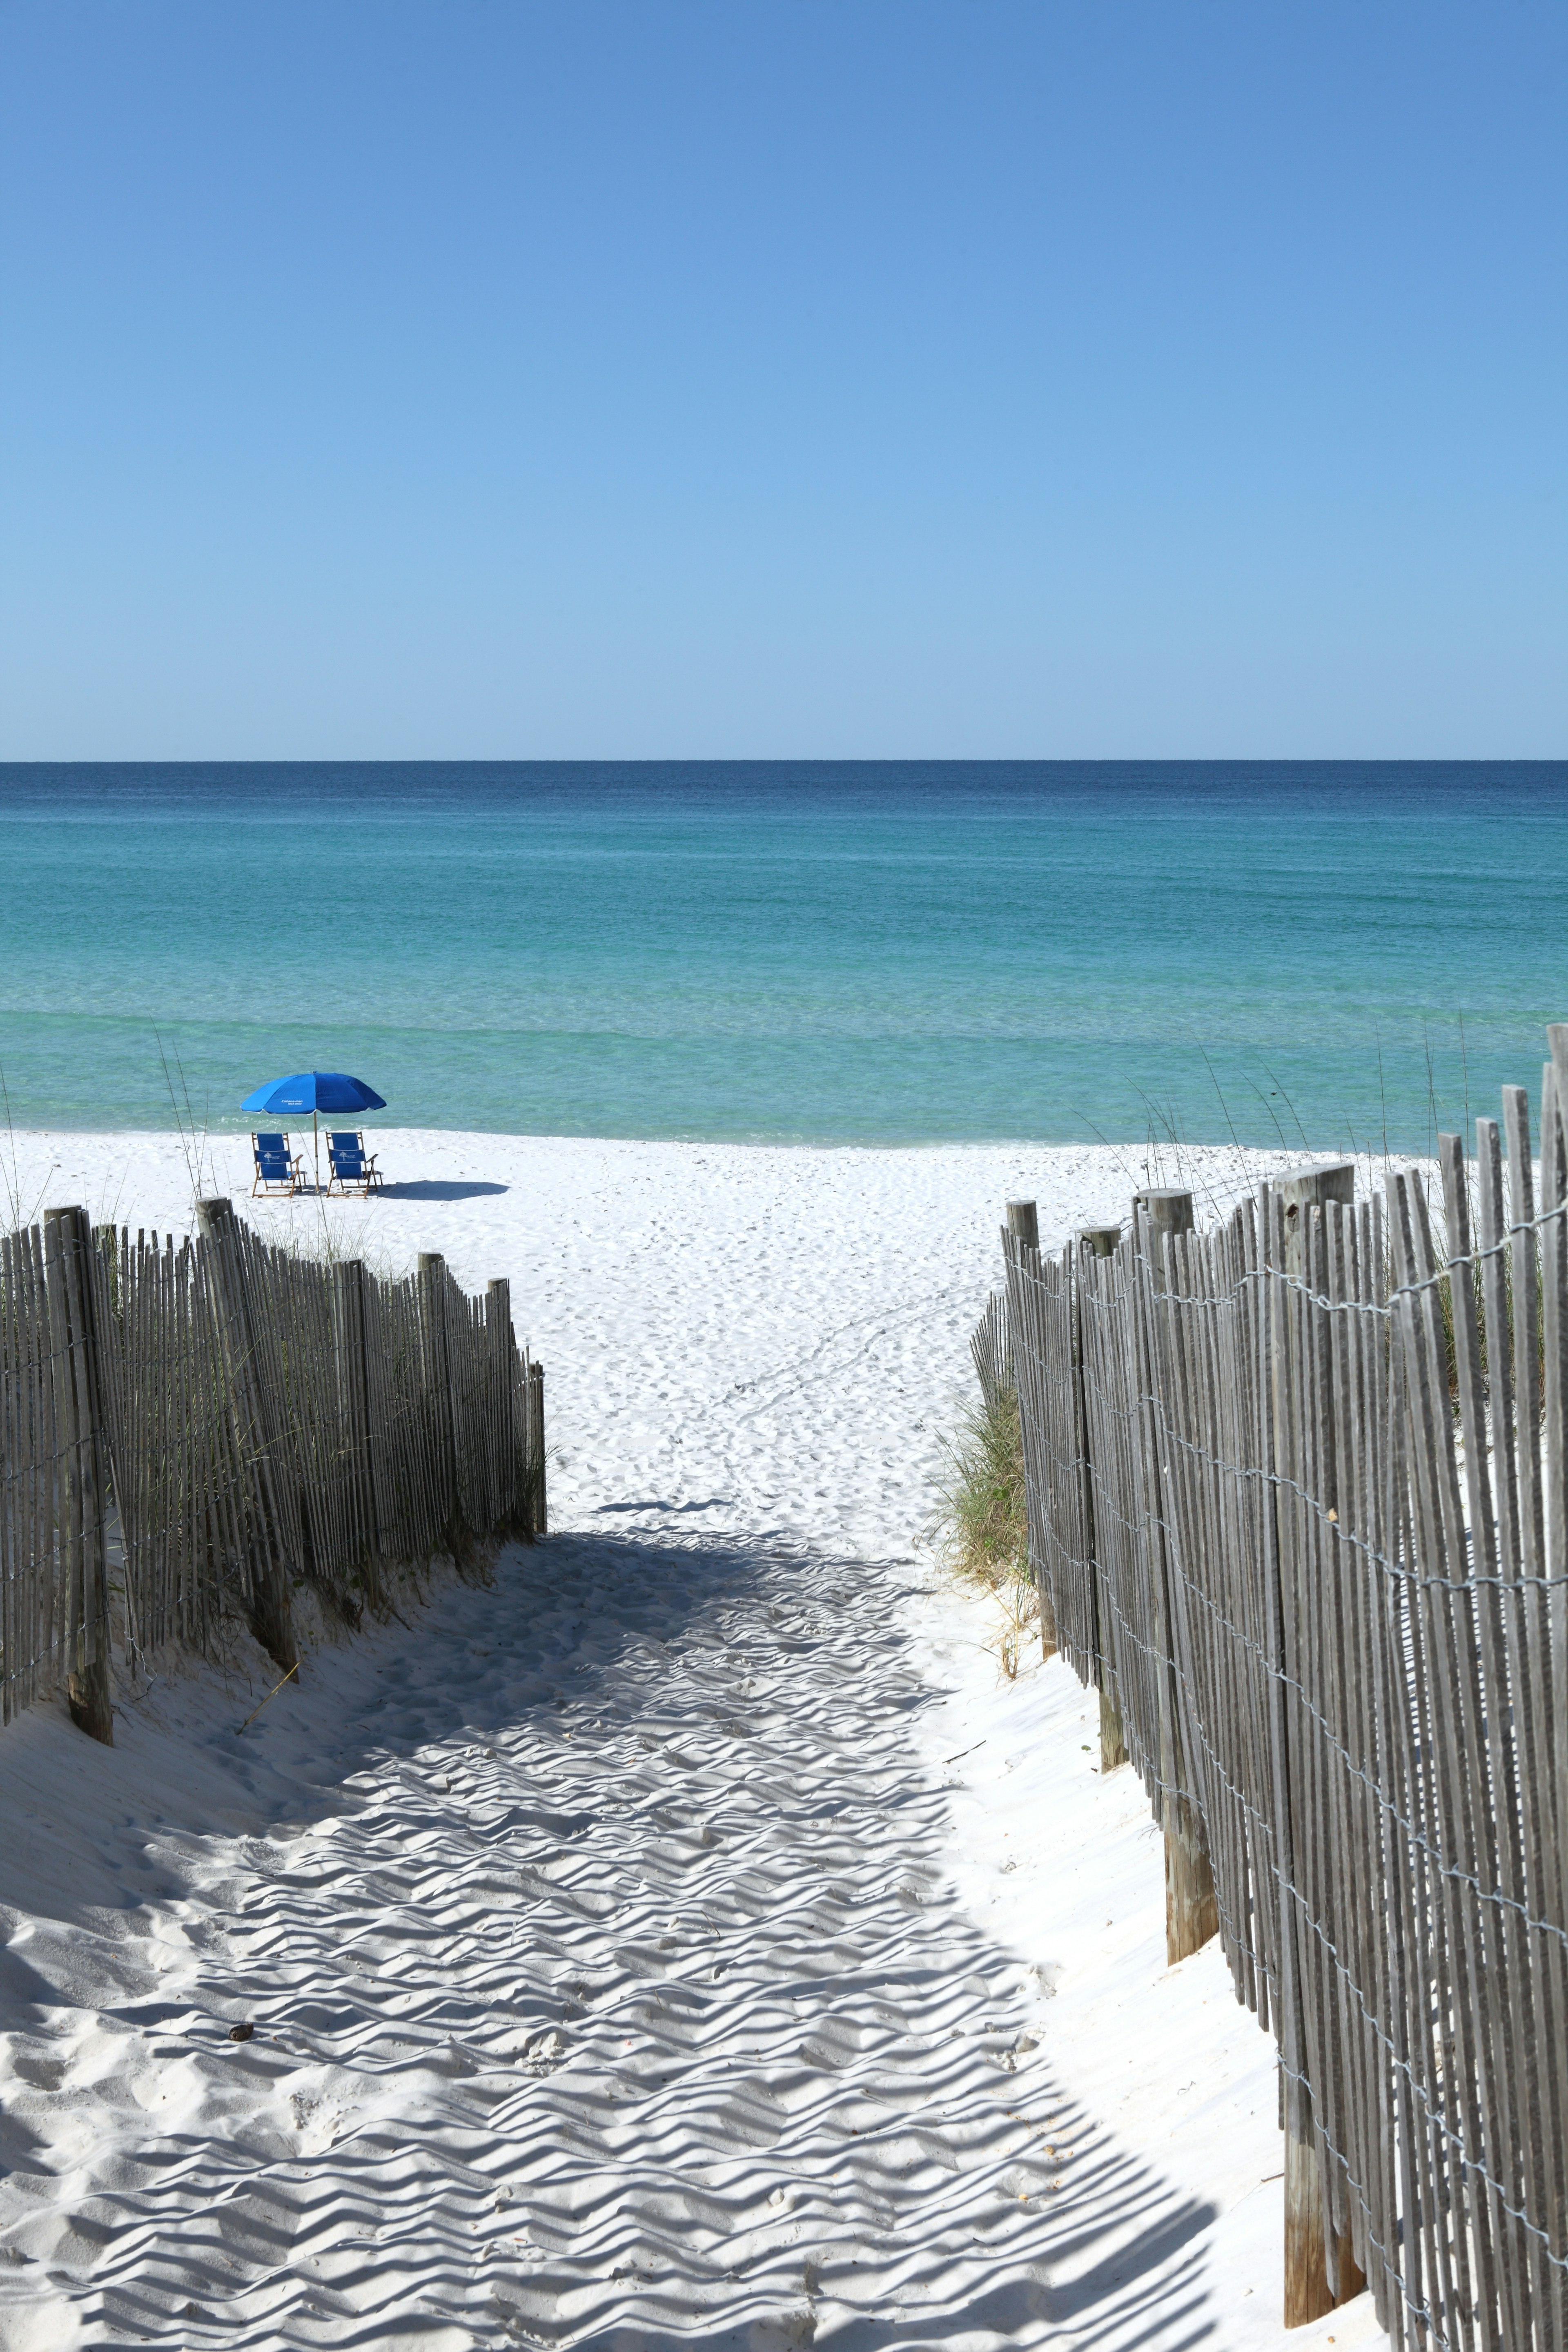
[327,1131,384,1196]
[251,1133,304,1196]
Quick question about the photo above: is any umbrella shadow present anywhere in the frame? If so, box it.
[374,1180,509,1201]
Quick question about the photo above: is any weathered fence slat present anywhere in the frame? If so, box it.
[44,1207,114,1744]
[0,1201,546,1739]
[987,1040,1568,2350]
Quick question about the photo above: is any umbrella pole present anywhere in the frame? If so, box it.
[314,1111,320,1194]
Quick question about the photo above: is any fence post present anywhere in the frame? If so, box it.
[526,1362,548,1535]
[418,1251,462,1546]
[1132,1186,1196,1238]
[1267,1177,1364,2324]
[334,1259,383,1581]
[1005,1199,1039,1250]
[1273,1163,1356,1237]
[1073,1226,1128,1771]
[44,1207,114,1745]
[1097,1674,1129,1769]
[1132,1188,1219,1965]
[195,1198,296,1672]
[1004,1199,1057,1659]
[486,1278,524,1537]
[1262,1178,1324,2326]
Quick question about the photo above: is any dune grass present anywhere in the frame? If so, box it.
[932,1382,1038,1678]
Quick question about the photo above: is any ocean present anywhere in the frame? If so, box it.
[0,761,1563,1152]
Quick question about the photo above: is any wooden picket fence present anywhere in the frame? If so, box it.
[969,1289,1013,1417]
[0,1196,546,1742]
[997,1033,1568,2351]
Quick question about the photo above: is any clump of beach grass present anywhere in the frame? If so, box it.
[931,1381,1038,1679]
[260,1200,410,1284]
[156,1031,221,1206]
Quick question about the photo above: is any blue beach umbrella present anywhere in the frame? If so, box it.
[241,1071,387,1191]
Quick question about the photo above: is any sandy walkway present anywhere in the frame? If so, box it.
[0,1535,1207,2350]
[0,1133,1382,2350]
[0,1127,1311,1555]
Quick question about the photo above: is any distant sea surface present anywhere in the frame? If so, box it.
[1,762,1564,1152]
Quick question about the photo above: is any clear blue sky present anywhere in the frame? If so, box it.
[2,0,1562,759]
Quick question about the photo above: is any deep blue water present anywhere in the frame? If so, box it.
[0,762,1563,1150]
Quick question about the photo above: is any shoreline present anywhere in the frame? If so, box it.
[4,1121,1382,1150]
[2,1122,1377,1198]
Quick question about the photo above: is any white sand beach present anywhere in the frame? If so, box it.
[0,1130,1385,2350]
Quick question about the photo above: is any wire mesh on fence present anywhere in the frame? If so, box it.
[1,1203,546,1731]
[997,1054,1568,2352]
[969,1291,1013,1417]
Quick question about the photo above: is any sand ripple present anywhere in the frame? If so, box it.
[0,1534,1211,2350]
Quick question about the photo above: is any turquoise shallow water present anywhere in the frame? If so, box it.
[0,762,1564,1151]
